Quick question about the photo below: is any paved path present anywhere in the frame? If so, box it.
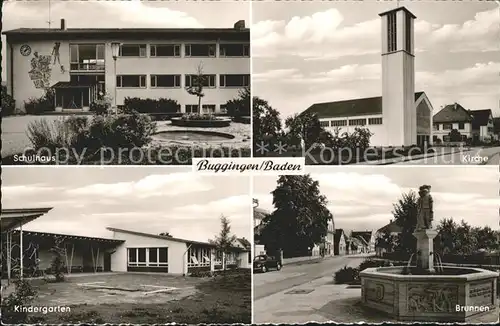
[253,254,368,322]
[394,146,500,165]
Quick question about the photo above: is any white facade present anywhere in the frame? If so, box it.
[110,229,187,274]
[433,122,473,142]
[319,92,433,147]
[4,22,249,113]
[109,229,250,275]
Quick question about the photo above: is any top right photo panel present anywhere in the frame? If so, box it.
[252,1,500,165]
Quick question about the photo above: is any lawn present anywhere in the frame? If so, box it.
[6,270,251,324]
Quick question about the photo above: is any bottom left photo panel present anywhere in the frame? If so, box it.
[1,167,252,324]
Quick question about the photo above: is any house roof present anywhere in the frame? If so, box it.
[432,103,473,123]
[237,238,251,250]
[470,109,492,129]
[9,229,124,244]
[3,28,249,42]
[107,227,248,251]
[254,207,270,220]
[377,220,403,234]
[355,235,370,247]
[334,229,346,245]
[351,231,373,244]
[304,92,425,119]
[1,208,53,233]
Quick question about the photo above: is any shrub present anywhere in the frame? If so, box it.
[123,97,180,114]
[50,254,65,282]
[334,266,359,284]
[224,87,251,118]
[24,89,55,115]
[26,118,76,153]
[1,279,38,324]
[190,270,214,277]
[358,258,394,271]
[1,85,16,116]
[180,113,222,121]
[90,92,113,115]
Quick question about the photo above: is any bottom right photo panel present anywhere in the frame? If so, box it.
[252,167,499,324]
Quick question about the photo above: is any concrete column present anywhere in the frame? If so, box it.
[210,249,215,272]
[20,224,23,279]
[413,229,438,272]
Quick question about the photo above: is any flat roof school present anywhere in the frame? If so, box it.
[2,19,249,113]
[1,208,251,282]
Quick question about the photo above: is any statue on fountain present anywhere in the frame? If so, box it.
[416,185,434,230]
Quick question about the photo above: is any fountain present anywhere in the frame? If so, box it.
[360,185,499,322]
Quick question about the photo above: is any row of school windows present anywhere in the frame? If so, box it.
[116,74,250,89]
[69,43,249,63]
[319,117,383,128]
[128,247,168,267]
[119,43,250,58]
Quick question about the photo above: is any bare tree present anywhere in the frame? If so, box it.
[186,62,206,114]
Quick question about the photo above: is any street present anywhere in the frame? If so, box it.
[253,254,369,323]
[395,146,500,165]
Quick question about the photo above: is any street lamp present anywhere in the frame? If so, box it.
[111,42,121,114]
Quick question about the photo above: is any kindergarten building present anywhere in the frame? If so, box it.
[1,208,251,281]
[2,19,249,113]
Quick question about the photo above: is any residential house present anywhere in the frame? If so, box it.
[3,19,249,113]
[470,109,496,142]
[334,229,347,256]
[351,230,376,253]
[433,105,496,143]
[325,219,335,256]
[433,103,473,143]
[375,219,403,257]
[253,206,269,257]
[494,117,500,140]
[346,236,364,255]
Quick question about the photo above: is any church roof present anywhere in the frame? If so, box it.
[304,92,425,119]
[432,103,473,123]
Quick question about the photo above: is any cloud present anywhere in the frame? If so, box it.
[2,185,62,197]
[67,173,213,198]
[173,195,250,216]
[252,6,500,59]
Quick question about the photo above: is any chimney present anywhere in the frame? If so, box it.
[454,103,458,110]
[389,219,393,224]
[234,20,245,29]
[60,19,66,31]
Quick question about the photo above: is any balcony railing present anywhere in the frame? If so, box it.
[70,63,105,71]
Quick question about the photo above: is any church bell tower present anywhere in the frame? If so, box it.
[379,7,417,146]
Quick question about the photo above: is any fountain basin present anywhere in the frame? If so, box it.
[153,130,235,142]
[360,266,499,322]
[171,117,231,128]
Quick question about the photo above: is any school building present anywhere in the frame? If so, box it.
[2,19,249,113]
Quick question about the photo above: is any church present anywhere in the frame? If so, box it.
[304,7,433,147]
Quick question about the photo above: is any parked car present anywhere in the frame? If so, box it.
[253,254,281,273]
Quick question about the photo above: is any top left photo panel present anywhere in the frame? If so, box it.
[2,0,251,165]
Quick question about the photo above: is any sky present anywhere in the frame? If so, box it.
[252,1,500,118]
[254,167,499,233]
[1,0,250,80]
[2,167,252,242]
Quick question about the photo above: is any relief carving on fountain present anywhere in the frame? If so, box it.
[407,284,458,313]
